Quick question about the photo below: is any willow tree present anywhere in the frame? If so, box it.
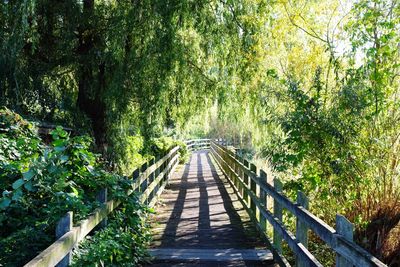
[0,0,271,160]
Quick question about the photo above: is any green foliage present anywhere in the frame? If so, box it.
[1,0,399,263]
[0,110,149,266]
[111,134,146,176]
[72,194,151,267]
[146,137,176,156]
[146,137,188,163]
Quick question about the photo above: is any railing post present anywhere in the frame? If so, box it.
[149,158,155,183]
[296,191,309,267]
[234,150,240,191]
[165,151,170,181]
[243,159,250,207]
[335,215,353,267]
[166,151,173,181]
[132,168,140,191]
[260,170,267,232]
[148,158,155,203]
[238,157,245,198]
[250,163,257,217]
[55,211,73,267]
[273,178,283,254]
[96,188,108,229]
[140,162,148,193]
[154,156,160,195]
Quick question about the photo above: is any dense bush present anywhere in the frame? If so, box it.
[0,109,150,266]
[111,134,148,176]
[72,194,152,266]
[147,136,188,163]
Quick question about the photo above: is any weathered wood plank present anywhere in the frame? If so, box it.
[296,190,309,267]
[273,178,283,254]
[149,248,273,262]
[259,170,267,232]
[336,215,354,267]
[55,212,73,267]
[150,150,264,252]
[139,154,179,204]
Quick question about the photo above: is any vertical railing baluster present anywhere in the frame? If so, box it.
[132,168,140,191]
[140,162,148,193]
[336,215,353,267]
[96,188,108,229]
[238,157,244,198]
[148,158,155,203]
[55,212,73,267]
[243,159,250,207]
[260,170,267,233]
[250,163,257,218]
[154,156,160,197]
[273,178,283,254]
[234,150,240,190]
[296,191,309,267]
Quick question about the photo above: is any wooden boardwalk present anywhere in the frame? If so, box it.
[148,150,273,266]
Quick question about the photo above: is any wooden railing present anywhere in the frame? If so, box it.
[210,141,386,267]
[24,146,180,267]
[185,138,211,151]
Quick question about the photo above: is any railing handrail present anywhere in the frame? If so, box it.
[210,141,386,267]
[184,138,211,144]
[24,146,180,267]
[184,139,211,151]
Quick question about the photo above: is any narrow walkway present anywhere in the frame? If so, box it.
[148,150,273,266]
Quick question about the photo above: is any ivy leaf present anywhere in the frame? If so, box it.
[48,164,58,174]
[12,179,24,190]
[24,181,34,192]
[23,169,35,181]
[12,189,23,201]
[55,146,66,152]
[0,197,11,210]
[53,139,66,147]
[60,155,69,163]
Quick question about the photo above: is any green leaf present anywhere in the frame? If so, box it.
[60,155,69,163]
[12,189,23,201]
[53,139,65,147]
[55,146,66,152]
[71,186,79,196]
[24,181,34,192]
[12,179,24,189]
[23,169,35,181]
[0,197,11,210]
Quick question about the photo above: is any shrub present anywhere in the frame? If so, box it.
[147,137,188,163]
[72,193,152,266]
[0,109,150,266]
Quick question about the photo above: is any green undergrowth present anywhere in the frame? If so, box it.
[71,194,153,266]
[0,109,152,266]
[112,134,188,177]
[146,137,188,163]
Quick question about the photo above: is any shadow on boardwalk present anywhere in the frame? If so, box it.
[151,150,261,249]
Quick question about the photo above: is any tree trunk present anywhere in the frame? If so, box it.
[76,0,107,153]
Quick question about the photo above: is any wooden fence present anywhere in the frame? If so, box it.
[185,138,211,151]
[24,146,180,267]
[210,141,387,267]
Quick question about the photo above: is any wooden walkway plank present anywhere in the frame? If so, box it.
[149,248,273,262]
[148,150,270,266]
